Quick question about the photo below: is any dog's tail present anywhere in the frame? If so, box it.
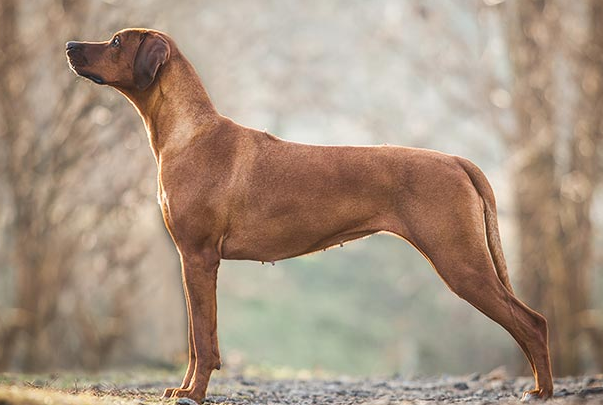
[457,157,515,294]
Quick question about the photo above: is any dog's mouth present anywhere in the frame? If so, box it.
[67,56,105,85]
[66,49,86,67]
[81,73,105,85]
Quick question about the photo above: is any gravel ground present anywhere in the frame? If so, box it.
[2,371,602,404]
[114,373,603,405]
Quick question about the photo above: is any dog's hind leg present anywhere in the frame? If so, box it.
[390,193,553,399]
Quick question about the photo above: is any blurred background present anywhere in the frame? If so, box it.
[0,0,602,379]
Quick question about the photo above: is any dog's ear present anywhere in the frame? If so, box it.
[133,33,170,91]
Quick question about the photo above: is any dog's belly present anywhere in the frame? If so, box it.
[219,191,395,262]
[220,223,382,262]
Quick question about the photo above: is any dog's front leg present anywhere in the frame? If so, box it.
[162,289,196,398]
[170,248,221,402]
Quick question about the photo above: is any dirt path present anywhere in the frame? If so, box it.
[1,372,602,404]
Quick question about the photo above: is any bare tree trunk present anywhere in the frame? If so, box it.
[0,0,150,371]
[560,0,603,372]
[504,0,603,375]
[0,0,26,370]
[504,0,564,372]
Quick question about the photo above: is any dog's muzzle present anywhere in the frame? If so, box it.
[66,42,105,85]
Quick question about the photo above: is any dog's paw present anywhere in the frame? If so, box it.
[521,388,552,401]
[171,387,205,403]
[521,391,537,402]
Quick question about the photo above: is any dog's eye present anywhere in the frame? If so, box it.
[111,36,120,47]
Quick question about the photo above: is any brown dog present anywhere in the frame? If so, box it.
[66,28,553,401]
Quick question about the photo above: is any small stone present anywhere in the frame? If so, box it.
[176,398,199,405]
[582,376,596,387]
[454,382,469,390]
[240,379,255,386]
[579,386,603,397]
[553,388,571,397]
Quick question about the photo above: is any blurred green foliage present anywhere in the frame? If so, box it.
[217,234,516,376]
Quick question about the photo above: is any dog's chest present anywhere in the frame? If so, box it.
[157,181,172,220]
[158,187,168,207]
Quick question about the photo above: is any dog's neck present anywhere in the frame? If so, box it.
[121,52,221,163]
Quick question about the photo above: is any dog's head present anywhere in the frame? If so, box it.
[66,28,171,91]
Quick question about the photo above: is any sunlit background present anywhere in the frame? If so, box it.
[0,0,602,379]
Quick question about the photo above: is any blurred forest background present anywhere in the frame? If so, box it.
[1,0,602,379]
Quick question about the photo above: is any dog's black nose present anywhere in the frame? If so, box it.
[66,41,81,51]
